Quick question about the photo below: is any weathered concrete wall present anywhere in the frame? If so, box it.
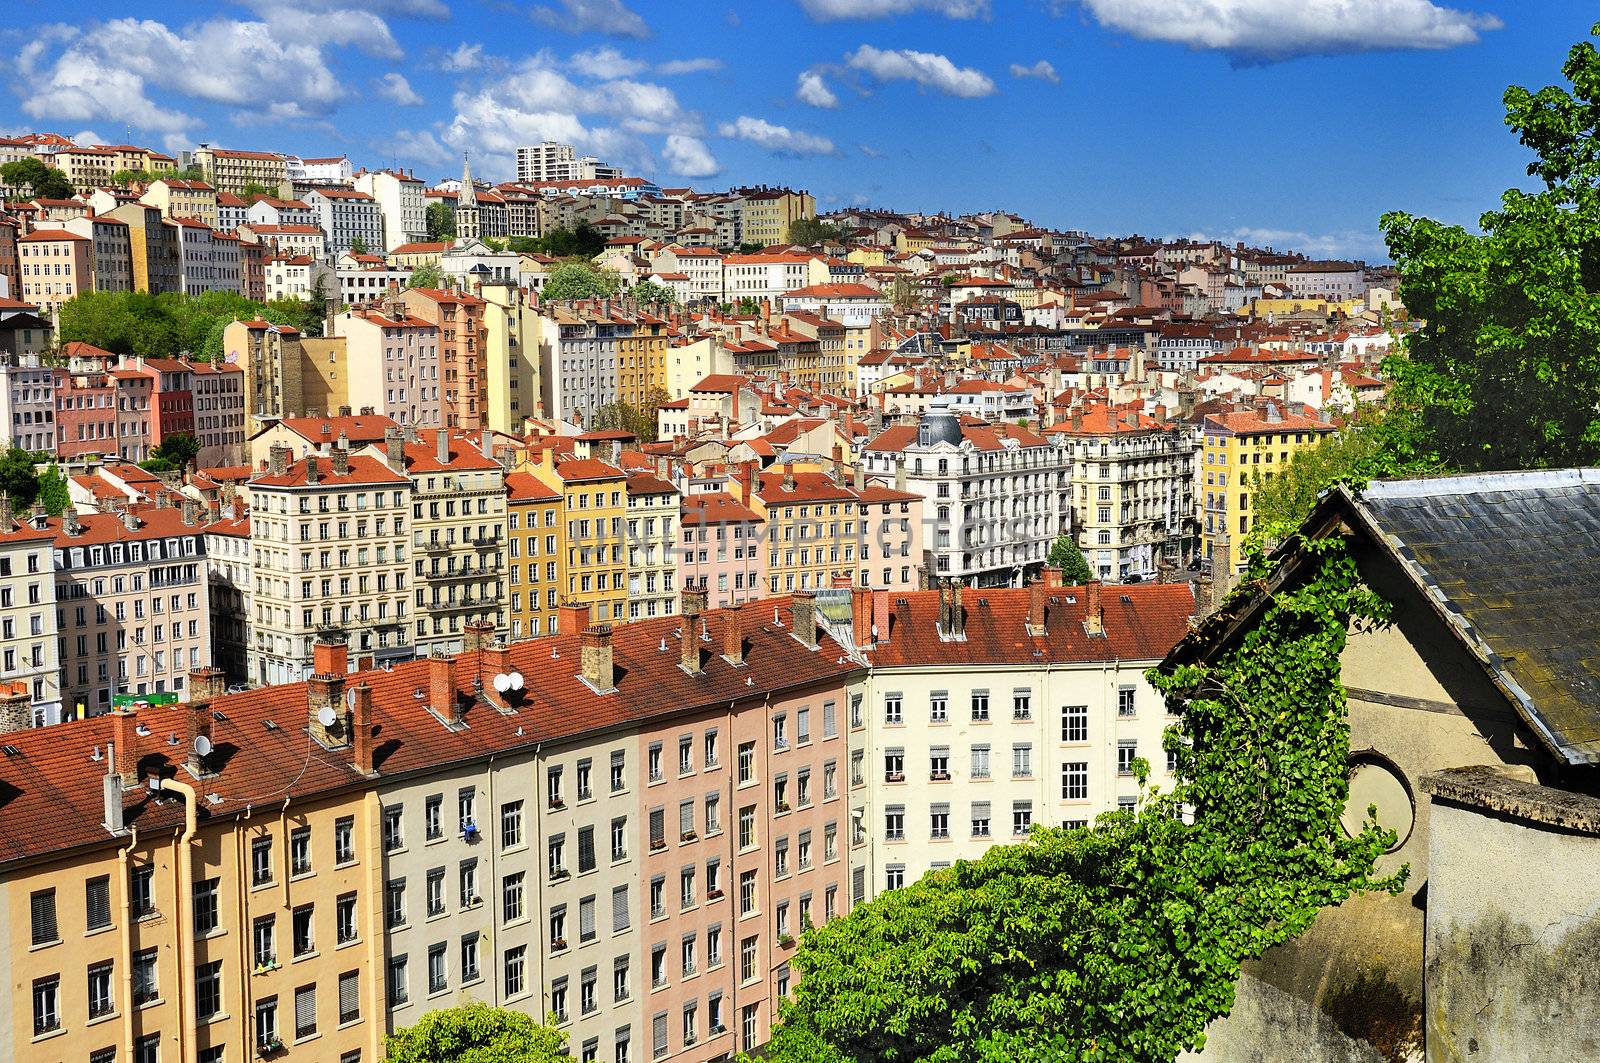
[1184,973,1387,1063]
[1422,768,1600,1063]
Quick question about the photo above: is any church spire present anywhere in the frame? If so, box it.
[458,153,478,208]
[456,152,480,242]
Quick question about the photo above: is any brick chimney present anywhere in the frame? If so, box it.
[1042,565,1063,589]
[1019,574,1045,636]
[581,624,616,692]
[111,709,140,787]
[937,580,953,637]
[722,604,745,665]
[308,636,349,748]
[1084,578,1104,637]
[0,680,31,734]
[268,444,290,476]
[188,666,226,703]
[330,446,349,476]
[791,590,818,650]
[350,682,376,774]
[851,585,873,647]
[181,497,199,525]
[384,426,406,469]
[436,428,451,466]
[462,620,495,652]
[305,453,320,485]
[556,601,590,636]
[950,579,966,640]
[431,654,462,725]
[680,589,706,674]
[481,639,511,684]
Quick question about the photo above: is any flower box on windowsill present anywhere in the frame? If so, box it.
[550,868,570,881]
[680,830,697,842]
[548,798,565,810]
[253,960,280,975]
[778,933,796,949]
[710,1024,727,1036]
[706,888,724,900]
[929,770,950,781]
[552,938,568,951]
[650,839,667,852]
[258,1036,285,1056]
[775,801,791,813]
[886,772,905,783]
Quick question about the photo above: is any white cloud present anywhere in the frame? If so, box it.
[716,115,836,157]
[1009,59,1059,82]
[569,46,648,79]
[70,129,106,147]
[249,0,448,17]
[378,72,424,105]
[273,9,402,60]
[390,127,454,168]
[796,70,838,108]
[799,0,990,19]
[845,45,996,97]
[662,134,720,177]
[1190,226,1386,261]
[440,42,484,71]
[1074,0,1500,60]
[530,0,651,39]
[858,143,884,158]
[656,57,723,75]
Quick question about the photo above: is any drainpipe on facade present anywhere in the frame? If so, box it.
[363,790,387,1061]
[234,805,255,1054]
[724,697,739,1050]
[488,751,504,1006]
[117,826,139,1063]
[155,776,200,1063]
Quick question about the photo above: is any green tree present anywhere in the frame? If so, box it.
[787,216,844,246]
[736,297,761,315]
[738,241,766,254]
[887,274,923,314]
[425,201,456,241]
[763,538,1403,1063]
[0,447,45,509]
[262,296,324,337]
[149,433,201,472]
[385,1002,567,1063]
[241,181,277,200]
[35,466,70,517]
[1381,21,1600,470]
[407,264,443,290]
[541,262,622,302]
[1045,534,1094,583]
[1,158,74,200]
[349,235,369,255]
[532,225,606,258]
[630,280,679,306]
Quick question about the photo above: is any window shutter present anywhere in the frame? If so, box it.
[679,801,693,836]
[612,886,629,932]
[30,890,55,945]
[930,802,950,816]
[649,808,664,845]
[294,985,316,1036]
[580,897,596,939]
[851,866,865,903]
[578,827,595,872]
[653,1013,668,1054]
[85,877,111,931]
[971,801,991,819]
[338,970,359,1023]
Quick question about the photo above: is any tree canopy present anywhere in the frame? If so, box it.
[425,201,456,241]
[630,279,679,306]
[763,537,1402,1063]
[525,225,606,259]
[57,290,322,359]
[406,264,443,290]
[787,217,845,246]
[1,158,73,201]
[541,262,622,302]
[1045,534,1094,583]
[1381,20,1600,470]
[385,1002,567,1063]
[146,433,201,473]
[591,386,671,442]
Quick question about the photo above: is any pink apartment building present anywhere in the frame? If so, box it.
[679,493,768,609]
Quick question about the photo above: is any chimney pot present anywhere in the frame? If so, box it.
[580,624,617,691]
[1085,578,1105,637]
[556,601,590,636]
[791,591,818,649]
[722,604,745,665]
[431,654,463,725]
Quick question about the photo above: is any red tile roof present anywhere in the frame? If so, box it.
[506,471,561,503]
[277,414,398,444]
[249,453,408,489]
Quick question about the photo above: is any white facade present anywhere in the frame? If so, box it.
[356,170,428,253]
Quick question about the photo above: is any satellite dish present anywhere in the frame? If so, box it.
[508,672,524,691]
[493,673,511,693]
[347,688,357,710]
[193,735,213,758]
[317,705,338,728]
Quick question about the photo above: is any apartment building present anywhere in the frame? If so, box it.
[402,288,487,430]
[0,517,61,725]
[355,169,427,252]
[506,470,564,640]
[837,577,1194,898]
[188,359,247,467]
[194,146,290,196]
[308,187,385,259]
[1049,404,1196,581]
[1200,404,1333,579]
[265,253,316,300]
[535,303,628,427]
[204,502,252,684]
[735,188,817,247]
[18,228,91,319]
[60,215,134,294]
[0,354,60,452]
[525,450,629,628]
[478,281,543,435]
[334,303,443,428]
[224,318,307,432]
[862,402,1067,587]
[248,197,319,229]
[722,255,824,304]
[104,202,182,294]
[381,428,508,657]
[247,445,412,685]
[51,504,212,716]
[678,493,767,609]
[243,223,328,261]
[624,469,680,622]
[139,178,219,228]
[168,218,243,296]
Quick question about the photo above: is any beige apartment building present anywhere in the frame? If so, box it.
[18,229,92,320]
[61,215,134,294]
[224,318,307,433]
[247,445,412,685]
[401,287,487,430]
[194,146,289,197]
[333,302,443,428]
[0,517,62,726]
[478,281,543,435]
[624,469,680,623]
[139,178,220,229]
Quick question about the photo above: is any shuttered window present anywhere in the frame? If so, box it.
[294,984,316,1039]
[653,1012,669,1058]
[578,827,596,874]
[579,896,596,942]
[612,885,629,932]
[851,866,865,904]
[85,876,112,931]
[338,970,360,1025]
[30,889,57,945]
[649,808,664,847]
[679,800,694,837]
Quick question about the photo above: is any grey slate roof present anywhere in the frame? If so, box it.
[1353,469,1600,765]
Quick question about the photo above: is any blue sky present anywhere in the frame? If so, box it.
[2,0,1596,259]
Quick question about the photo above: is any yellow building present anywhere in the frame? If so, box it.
[194,147,289,197]
[505,470,564,639]
[846,246,888,268]
[614,306,673,410]
[385,241,450,270]
[748,466,860,594]
[895,227,937,254]
[1244,297,1366,320]
[736,187,816,247]
[523,448,628,627]
[477,282,543,434]
[139,178,219,229]
[1200,404,1334,579]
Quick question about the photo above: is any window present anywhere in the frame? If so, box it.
[679,736,693,774]
[290,827,312,876]
[681,866,696,908]
[33,976,60,1035]
[291,904,315,957]
[252,836,274,886]
[612,817,629,861]
[1118,686,1137,717]
[30,888,57,945]
[257,996,280,1050]
[1012,743,1032,778]
[428,943,448,993]
[740,935,757,983]
[742,1003,759,1052]
[648,743,663,783]
[928,691,947,722]
[338,970,360,1025]
[885,805,905,841]
[704,729,719,767]
[1012,801,1033,836]
[131,866,155,918]
[772,714,787,749]
[971,801,991,837]
[550,834,567,876]
[1117,740,1138,776]
[294,983,317,1039]
[612,885,630,932]
[194,879,219,935]
[1062,762,1088,800]
[383,807,404,851]
[970,744,990,779]
[336,893,357,945]
[503,872,525,923]
[388,956,409,1007]
[551,976,569,1022]
[133,948,159,1005]
[460,860,479,906]
[737,742,755,783]
[886,864,905,890]
[196,961,223,1021]
[610,750,626,792]
[577,759,594,801]
[971,691,990,721]
[88,960,114,1018]
[579,895,596,943]
[930,802,951,839]
[386,879,407,928]
[1013,690,1032,720]
[334,817,354,864]
[705,793,721,835]
[424,795,442,840]
[86,875,112,931]
[501,801,524,849]
[1061,704,1088,743]
[884,693,902,725]
[579,826,597,873]
[739,869,758,915]
[614,957,630,1001]
[427,869,446,917]
[504,946,527,998]
[738,806,755,850]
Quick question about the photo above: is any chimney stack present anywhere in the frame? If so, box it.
[1027,578,1048,636]
[268,444,290,476]
[1043,564,1063,588]
[181,497,199,525]
[305,454,320,485]
[307,635,349,747]
[851,585,873,647]
[722,603,745,666]
[950,579,966,639]
[431,654,463,726]
[436,428,450,466]
[0,680,31,734]
[351,682,375,774]
[330,447,349,476]
[791,590,818,649]
[112,709,140,787]
[580,624,617,692]
[556,601,590,635]
[384,426,406,468]
[680,589,706,673]
[1084,578,1104,637]
[462,620,495,653]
